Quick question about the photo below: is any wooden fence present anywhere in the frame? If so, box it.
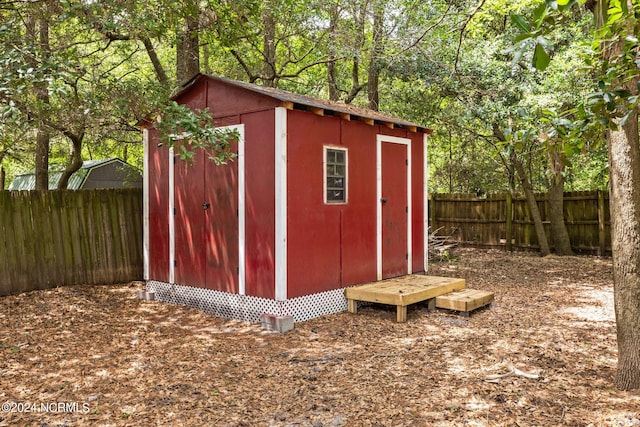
[0,189,143,295]
[429,191,611,255]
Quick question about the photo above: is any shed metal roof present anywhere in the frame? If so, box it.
[8,158,134,190]
[175,74,432,134]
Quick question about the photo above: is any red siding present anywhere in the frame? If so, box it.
[340,121,378,286]
[287,110,342,297]
[206,80,280,119]
[286,111,427,297]
[243,111,276,299]
[147,129,170,282]
[175,78,207,110]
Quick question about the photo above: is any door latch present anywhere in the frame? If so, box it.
[380,198,387,204]
[202,202,210,210]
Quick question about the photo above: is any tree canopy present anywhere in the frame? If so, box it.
[0,0,602,193]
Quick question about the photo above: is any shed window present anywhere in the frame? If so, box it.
[325,147,347,203]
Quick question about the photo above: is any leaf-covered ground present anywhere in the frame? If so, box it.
[1,249,639,426]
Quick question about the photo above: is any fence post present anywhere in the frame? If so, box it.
[505,193,513,252]
[598,190,606,256]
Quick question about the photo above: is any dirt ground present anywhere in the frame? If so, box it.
[1,248,639,426]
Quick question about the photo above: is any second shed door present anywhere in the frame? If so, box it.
[377,135,411,280]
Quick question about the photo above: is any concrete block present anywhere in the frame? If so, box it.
[137,290,147,300]
[145,291,155,301]
[260,313,294,333]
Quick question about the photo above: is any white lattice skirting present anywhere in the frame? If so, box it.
[146,281,349,323]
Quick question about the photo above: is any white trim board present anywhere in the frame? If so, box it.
[234,124,247,295]
[168,146,176,284]
[423,133,429,273]
[143,128,150,280]
[376,134,412,281]
[275,107,288,301]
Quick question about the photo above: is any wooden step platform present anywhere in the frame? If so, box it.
[435,288,494,317]
[345,275,466,322]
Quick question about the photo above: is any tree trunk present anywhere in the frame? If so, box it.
[608,111,640,390]
[58,133,84,190]
[176,11,200,86]
[493,123,550,255]
[342,5,367,104]
[367,1,383,111]
[327,2,339,101]
[547,149,573,255]
[510,150,551,256]
[261,1,276,87]
[33,14,51,191]
[142,37,169,85]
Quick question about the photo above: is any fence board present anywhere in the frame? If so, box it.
[0,189,143,295]
[430,191,611,254]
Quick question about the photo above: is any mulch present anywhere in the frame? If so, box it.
[0,248,638,426]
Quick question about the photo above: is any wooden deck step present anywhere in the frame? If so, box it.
[435,288,494,316]
[345,275,466,322]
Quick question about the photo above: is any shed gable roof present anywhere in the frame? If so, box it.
[176,74,432,134]
[8,158,139,190]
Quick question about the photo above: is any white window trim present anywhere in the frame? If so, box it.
[323,145,348,205]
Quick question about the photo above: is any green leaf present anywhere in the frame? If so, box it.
[510,14,531,33]
[533,43,551,70]
[620,110,633,126]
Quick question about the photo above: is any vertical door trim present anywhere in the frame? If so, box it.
[423,133,429,273]
[275,107,288,301]
[220,124,246,295]
[143,128,150,280]
[376,134,412,281]
[168,146,176,284]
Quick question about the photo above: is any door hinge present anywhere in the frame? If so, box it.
[237,266,239,274]
[405,159,408,166]
[405,206,408,213]
[173,207,177,215]
[405,253,408,260]
[174,260,177,267]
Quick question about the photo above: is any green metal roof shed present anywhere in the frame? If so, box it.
[8,158,142,190]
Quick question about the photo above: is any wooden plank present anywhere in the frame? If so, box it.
[345,275,466,307]
[347,299,358,314]
[397,305,407,322]
[436,289,494,312]
[381,121,394,129]
[309,106,324,116]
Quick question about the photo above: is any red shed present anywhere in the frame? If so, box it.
[142,74,432,323]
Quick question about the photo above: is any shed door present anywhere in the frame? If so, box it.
[204,142,239,293]
[173,144,239,292]
[174,149,206,287]
[380,139,409,279]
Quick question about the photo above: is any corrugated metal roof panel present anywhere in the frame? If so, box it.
[8,158,127,190]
